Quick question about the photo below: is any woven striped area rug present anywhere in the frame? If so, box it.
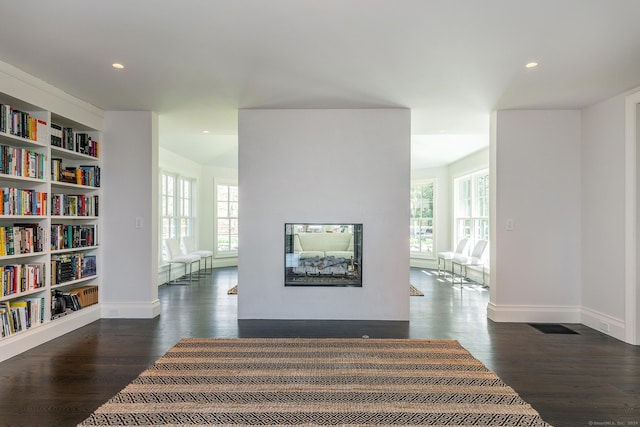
[78,338,552,426]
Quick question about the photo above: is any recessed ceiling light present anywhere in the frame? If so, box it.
[525,61,539,68]
[112,63,125,69]
[203,130,210,134]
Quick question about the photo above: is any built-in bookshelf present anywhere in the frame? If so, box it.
[0,92,101,361]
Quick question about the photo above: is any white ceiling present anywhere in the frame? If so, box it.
[2,0,640,169]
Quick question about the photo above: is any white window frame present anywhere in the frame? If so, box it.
[454,168,489,259]
[160,170,196,262]
[410,179,436,259]
[214,180,238,257]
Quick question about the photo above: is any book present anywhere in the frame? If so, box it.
[62,127,73,150]
[51,158,62,181]
[36,119,47,144]
[50,123,63,147]
[9,301,28,330]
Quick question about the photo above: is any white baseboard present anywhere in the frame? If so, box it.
[487,303,631,343]
[580,306,626,342]
[487,302,581,323]
[0,304,101,363]
[212,257,238,268]
[101,299,161,318]
[410,258,437,269]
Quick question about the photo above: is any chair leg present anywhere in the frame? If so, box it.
[452,263,464,289]
[168,261,199,285]
[188,260,200,283]
[191,256,212,279]
[451,262,456,286]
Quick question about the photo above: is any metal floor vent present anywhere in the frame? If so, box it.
[528,323,579,334]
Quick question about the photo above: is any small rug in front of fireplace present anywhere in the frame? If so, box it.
[228,284,424,296]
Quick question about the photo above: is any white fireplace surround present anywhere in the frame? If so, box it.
[237,108,411,320]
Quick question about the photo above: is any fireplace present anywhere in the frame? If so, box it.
[284,223,363,287]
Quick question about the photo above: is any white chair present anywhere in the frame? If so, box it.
[451,239,489,288]
[164,238,201,284]
[181,236,213,276]
[437,238,469,277]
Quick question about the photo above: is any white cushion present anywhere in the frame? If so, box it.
[171,253,201,263]
[437,251,456,260]
[191,249,213,257]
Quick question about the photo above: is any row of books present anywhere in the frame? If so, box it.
[0,224,45,256]
[51,159,100,187]
[0,105,47,143]
[51,286,98,320]
[0,145,47,180]
[51,224,97,251]
[50,194,98,217]
[1,263,45,297]
[0,188,47,216]
[51,253,96,285]
[1,297,45,337]
[50,124,99,158]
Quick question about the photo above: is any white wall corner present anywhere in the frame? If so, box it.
[487,302,581,323]
[580,307,626,342]
[101,300,161,319]
[624,90,640,345]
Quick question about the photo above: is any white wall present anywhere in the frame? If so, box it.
[103,111,160,318]
[581,94,627,339]
[489,110,582,322]
[449,148,490,180]
[238,109,411,320]
[160,147,202,177]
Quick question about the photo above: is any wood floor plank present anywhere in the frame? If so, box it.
[0,267,638,427]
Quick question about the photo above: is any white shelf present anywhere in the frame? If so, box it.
[0,304,101,362]
[0,173,46,184]
[51,181,99,191]
[0,131,48,148]
[0,215,47,220]
[0,286,46,303]
[50,215,99,220]
[0,251,47,261]
[50,145,98,161]
[51,275,99,290]
[0,86,103,359]
[51,245,99,254]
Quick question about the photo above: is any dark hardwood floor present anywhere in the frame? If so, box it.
[1,267,638,427]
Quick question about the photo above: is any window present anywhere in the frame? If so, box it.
[216,183,238,254]
[410,181,435,257]
[161,171,195,260]
[161,173,176,240]
[454,169,489,257]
